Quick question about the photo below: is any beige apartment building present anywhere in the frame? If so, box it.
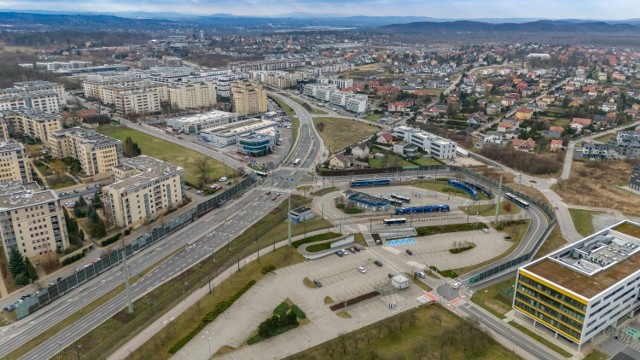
[48,127,123,180]
[0,181,68,263]
[13,81,66,105]
[82,77,144,100]
[0,141,32,184]
[168,82,217,110]
[231,79,267,116]
[103,155,184,228]
[0,109,63,142]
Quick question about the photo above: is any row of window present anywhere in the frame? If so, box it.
[515,301,582,341]
[515,292,584,330]
[517,275,587,312]
[517,283,585,320]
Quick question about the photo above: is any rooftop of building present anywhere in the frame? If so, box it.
[523,221,640,299]
[51,127,121,147]
[0,108,62,121]
[168,110,238,125]
[0,181,57,210]
[291,206,312,215]
[0,140,25,152]
[200,118,276,136]
[105,155,183,191]
[344,190,390,207]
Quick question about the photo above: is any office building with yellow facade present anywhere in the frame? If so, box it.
[102,155,184,228]
[514,220,640,347]
[48,127,123,180]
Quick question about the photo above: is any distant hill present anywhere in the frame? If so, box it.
[380,20,640,34]
[0,11,180,30]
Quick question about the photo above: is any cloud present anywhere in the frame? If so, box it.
[0,0,636,19]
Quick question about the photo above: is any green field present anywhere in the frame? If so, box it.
[287,304,521,360]
[365,113,381,121]
[568,208,596,237]
[460,201,521,216]
[313,117,378,154]
[97,125,233,187]
[471,278,515,319]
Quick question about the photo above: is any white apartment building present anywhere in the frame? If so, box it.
[0,141,31,184]
[303,84,368,113]
[13,81,66,105]
[0,109,63,143]
[48,127,123,179]
[393,126,457,160]
[0,181,69,262]
[345,94,368,114]
[514,220,640,346]
[329,91,348,106]
[102,155,185,228]
[167,82,217,110]
[166,110,239,134]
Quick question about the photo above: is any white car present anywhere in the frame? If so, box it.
[452,281,462,289]
[219,177,227,182]
[357,266,366,274]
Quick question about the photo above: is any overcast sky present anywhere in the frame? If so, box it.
[0,0,636,20]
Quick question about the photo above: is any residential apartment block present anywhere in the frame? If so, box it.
[0,141,31,184]
[48,127,123,179]
[102,155,184,228]
[167,82,217,110]
[0,181,69,263]
[393,126,457,160]
[631,167,640,191]
[13,81,66,106]
[303,84,368,114]
[0,109,63,142]
[166,110,239,134]
[230,79,267,116]
[249,70,308,89]
[514,221,640,346]
[0,90,60,113]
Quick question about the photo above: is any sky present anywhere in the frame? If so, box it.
[0,0,637,20]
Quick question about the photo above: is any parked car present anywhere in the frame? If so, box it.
[388,273,395,278]
[406,249,413,255]
[335,250,344,257]
[3,304,15,312]
[357,266,366,274]
[452,281,462,289]
[373,260,383,267]
[196,190,204,194]
[185,186,192,190]
[504,235,513,240]
[353,246,361,252]
[219,176,227,182]
[313,279,323,288]
[348,247,357,253]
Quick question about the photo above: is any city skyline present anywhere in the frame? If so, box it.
[0,0,638,21]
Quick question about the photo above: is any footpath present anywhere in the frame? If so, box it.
[107,229,329,360]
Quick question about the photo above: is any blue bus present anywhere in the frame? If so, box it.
[447,179,478,201]
[349,179,391,187]
[395,205,450,215]
[384,218,407,226]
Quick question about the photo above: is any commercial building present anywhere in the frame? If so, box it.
[513,220,640,346]
[0,141,31,184]
[0,181,68,264]
[102,155,185,228]
[198,119,278,147]
[236,132,279,157]
[393,126,457,160]
[288,206,315,223]
[631,167,640,191]
[0,109,63,142]
[166,110,239,134]
[231,79,267,116]
[167,82,217,110]
[48,127,123,180]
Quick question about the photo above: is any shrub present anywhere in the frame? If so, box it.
[273,302,290,317]
[124,228,131,236]
[261,264,277,275]
[62,253,85,266]
[291,232,341,249]
[305,243,331,252]
[449,243,476,254]
[100,233,122,247]
[290,304,306,319]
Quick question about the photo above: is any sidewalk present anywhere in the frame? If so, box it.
[108,230,331,360]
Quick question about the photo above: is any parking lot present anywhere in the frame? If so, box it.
[173,248,426,360]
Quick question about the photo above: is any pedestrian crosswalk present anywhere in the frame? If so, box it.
[407,260,426,269]
[382,246,401,255]
[449,297,466,307]
[417,292,439,304]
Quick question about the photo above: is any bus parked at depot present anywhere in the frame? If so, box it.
[391,194,411,203]
[384,218,407,226]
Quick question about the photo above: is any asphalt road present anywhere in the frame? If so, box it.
[2,96,320,359]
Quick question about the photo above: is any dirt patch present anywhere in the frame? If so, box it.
[113,310,135,324]
[553,161,640,216]
[484,300,511,315]
[475,166,551,206]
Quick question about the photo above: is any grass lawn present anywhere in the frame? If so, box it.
[460,201,521,216]
[287,304,521,360]
[471,278,515,319]
[366,113,381,121]
[551,118,571,127]
[509,321,572,358]
[412,157,444,166]
[535,224,567,259]
[47,174,76,189]
[310,187,338,196]
[568,208,596,237]
[98,125,233,186]
[583,350,609,360]
[313,117,378,154]
[369,151,414,168]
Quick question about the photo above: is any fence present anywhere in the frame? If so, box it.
[15,175,257,320]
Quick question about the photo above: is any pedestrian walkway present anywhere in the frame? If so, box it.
[407,260,427,269]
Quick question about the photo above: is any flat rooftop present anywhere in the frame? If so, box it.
[201,119,276,136]
[0,181,56,210]
[106,155,183,191]
[523,221,640,299]
[344,190,389,207]
[169,110,238,125]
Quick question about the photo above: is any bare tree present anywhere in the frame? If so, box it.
[196,156,209,187]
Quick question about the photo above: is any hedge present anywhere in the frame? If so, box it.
[261,264,277,275]
[168,279,256,354]
[416,222,487,237]
[449,243,476,254]
[305,243,331,252]
[291,232,341,249]
[61,253,85,266]
[100,233,122,247]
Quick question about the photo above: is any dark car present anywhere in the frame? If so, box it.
[57,277,63,282]
[3,304,15,312]
[504,235,513,240]
[348,247,357,253]
[374,260,383,267]
[335,250,344,257]
[388,273,395,279]
[406,249,413,255]
[354,246,361,252]
[313,279,323,288]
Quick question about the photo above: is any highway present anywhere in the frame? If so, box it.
[2,95,320,359]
